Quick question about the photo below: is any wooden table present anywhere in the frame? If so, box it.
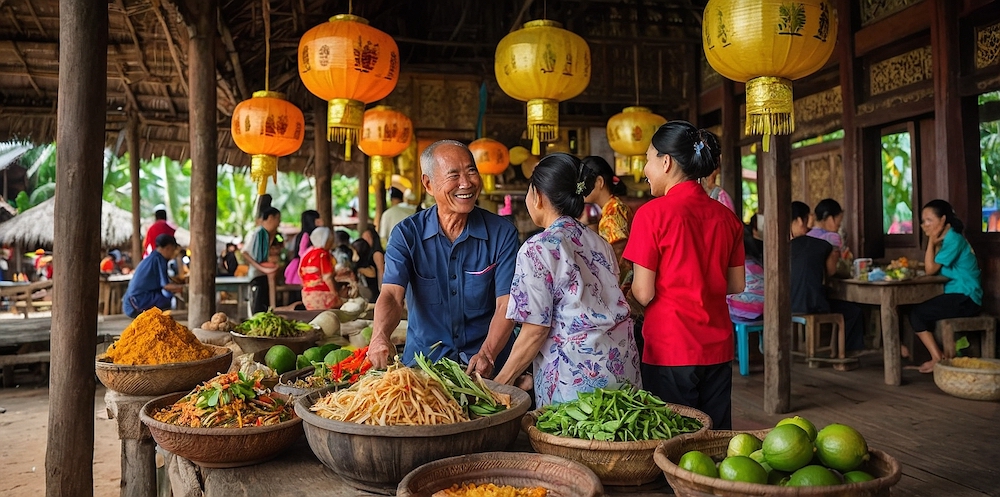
[214,276,253,320]
[828,276,947,386]
[99,273,133,315]
[0,280,53,318]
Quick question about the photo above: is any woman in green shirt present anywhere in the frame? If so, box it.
[910,200,983,373]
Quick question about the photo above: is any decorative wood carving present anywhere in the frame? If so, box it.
[792,86,843,142]
[381,74,480,132]
[869,46,932,96]
[857,87,934,116]
[860,0,925,27]
[702,52,723,90]
[791,148,844,207]
[976,21,1000,70]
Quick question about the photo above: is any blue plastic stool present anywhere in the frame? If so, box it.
[733,318,764,376]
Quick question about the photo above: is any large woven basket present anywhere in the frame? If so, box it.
[521,404,712,486]
[933,358,1000,401]
[397,452,604,497]
[95,344,233,396]
[654,429,902,497]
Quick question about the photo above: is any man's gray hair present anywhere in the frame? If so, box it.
[420,139,473,179]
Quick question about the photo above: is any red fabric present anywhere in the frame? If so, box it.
[623,180,744,366]
[143,220,176,258]
[299,248,333,292]
[100,257,115,273]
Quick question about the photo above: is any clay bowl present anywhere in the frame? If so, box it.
[274,365,347,398]
[295,380,531,495]
[397,452,604,497]
[522,404,711,486]
[229,328,320,361]
[140,391,303,468]
[95,344,233,396]
[934,357,1000,401]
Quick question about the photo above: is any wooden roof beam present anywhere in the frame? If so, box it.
[113,0,151,77]
[7,41,42,97]
[22,0,47,37]
[114,61,142,115]
[4,4,23,34]
[217,16,248,101]
[151,1,190,95]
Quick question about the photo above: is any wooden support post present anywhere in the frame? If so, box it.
[721,79,742,221]
[762,134,792,415]
[46,0,107,495]
[183,0,218,327]
[373,181,386,234]
[836,0,863,258]
[358,161,370,233]
[314,99,332,225]
[105,391,157,497]
[127,114,142,260]
[931,0,968,218]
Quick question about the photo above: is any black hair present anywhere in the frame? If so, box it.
[581,156,626,197]
[648,121,718,180]
[744,222,763,264]
[389,187,404,201]
[814,198,844,221]
[701,130,723,170]
[352,238,372,266]
[256,194,273,219]
[294,210,320,252]
[154,210,167,221]
[529,153,596,219]
[155,234,178,248]
[334,230,351,247]
[791,201,811,224]
[363,225,384,254]
[260,206,280,220]
[923,199,965,235]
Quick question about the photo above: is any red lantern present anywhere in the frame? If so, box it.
[358,106,412,188]
[469,138,510,192]
[231,91,305,194]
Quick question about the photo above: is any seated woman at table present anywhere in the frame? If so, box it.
[727,214,764,322]
[298,227,342,311]
[492,153,641,407]
[808,198,853,276]
[909,199,983,373]
[789,201,866,355]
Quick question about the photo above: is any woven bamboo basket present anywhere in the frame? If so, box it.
[654,429,902,497]
[397,452,604,497]
[95,344,233,396]
[933,358,1000,401]
[521,404,712,486]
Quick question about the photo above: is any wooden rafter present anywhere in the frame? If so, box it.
[4,4,23,34]
[218,16,249,101]
[7,41,42,97]
[114,57,142,114]
[151,0,190,95]
[22,0,47,37]
[113,0,151,77]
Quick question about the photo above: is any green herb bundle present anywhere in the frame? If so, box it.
[237,311,314,337]
[413,353,506,417]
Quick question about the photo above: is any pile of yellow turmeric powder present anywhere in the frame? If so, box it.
[105,308,214,365]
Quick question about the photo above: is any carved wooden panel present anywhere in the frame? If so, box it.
[380,74,481,132]
[793,86,843,141]
[976,21,1000,70]
[791,147,844,207]
[702,52,722,90]
[860,0,924,27]
[869,46,932,97]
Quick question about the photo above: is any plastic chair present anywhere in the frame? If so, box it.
[732,318,764,376]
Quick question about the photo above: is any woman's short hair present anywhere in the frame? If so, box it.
[791,201,811,224]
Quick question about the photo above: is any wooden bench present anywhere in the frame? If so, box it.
[0,351,50,387]
[936,314,997,359]
[0,280,54,318]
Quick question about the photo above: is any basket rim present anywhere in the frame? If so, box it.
[935,358,1000,375]
[521,402,712,450]
[653,429,903,493]
[96,343,232,371]
[295,379,531,437]
[140,390,303,436]
[397,451,604,495]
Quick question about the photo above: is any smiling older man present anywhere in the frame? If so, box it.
[367,140,519,377]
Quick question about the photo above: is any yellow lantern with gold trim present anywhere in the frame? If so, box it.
[495,20,590,156]
[469,138,510,193]
[231,91,305,195]
[703,0,837,150]
[358,106,412,189]
[606,106,667,183]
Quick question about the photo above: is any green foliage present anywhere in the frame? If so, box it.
[741,154,759,223]
[978,91,1000,230]
[881,132,913,234]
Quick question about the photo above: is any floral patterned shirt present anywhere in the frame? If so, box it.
[506,216,642,406]
[598,196,631,245]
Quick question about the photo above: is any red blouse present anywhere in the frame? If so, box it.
[298,247,333,292]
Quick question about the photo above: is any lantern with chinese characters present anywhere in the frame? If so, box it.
[606,106,667,182]
[231,91,305,195]
[298,14,399,160]
[495,20,590,156]
[469,138,510,193]
[358,106,412,189]
[703,0,837,150]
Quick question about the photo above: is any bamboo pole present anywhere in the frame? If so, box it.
[45,0,107,495]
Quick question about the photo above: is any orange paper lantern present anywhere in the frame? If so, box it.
[469,138,510,193]
[298,14,400,160]
[231,91,305,195]
[358,106,412,189]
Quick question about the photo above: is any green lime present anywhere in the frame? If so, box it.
[749,449,765,464]
[302,347,324,363]
[319,344,340,358]
[324,348,353,365]
[678,450,718,478]
[843,470,875,483]
[264,345,296,374]
[776,416,818,442]
[296,354,310,370]
[787,465,842,486]
[728,433,763,458]
[762,424,815,473]
[718,456,768,484]
[768,469,790,485]
[814,424,869,472]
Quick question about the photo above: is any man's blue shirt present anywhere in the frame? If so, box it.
[122,250,172,318]
[383,206,518,367]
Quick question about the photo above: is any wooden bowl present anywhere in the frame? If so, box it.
[140,391,303,468]
[654,429,902,497]
[95,344,233,396]
[274,365,346,398]
[229,328,320,361]
[397,452,604,497]
[934,358,1000,401]
[295,380,531,495]
[521,404,711,486]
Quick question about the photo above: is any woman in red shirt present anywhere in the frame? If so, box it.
[298,227,342,310]
[624,121,745,430]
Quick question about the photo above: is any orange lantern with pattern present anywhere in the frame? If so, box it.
[469,138,509,193]
[298,14,400,160]
[358,106,412,189]
[231,91,305,195]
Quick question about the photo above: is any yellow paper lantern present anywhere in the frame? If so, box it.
[495,20,590,156]
[703,0,837,150]
[606,106,667,182]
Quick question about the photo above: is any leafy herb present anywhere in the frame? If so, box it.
[413,353,506,417]
[237,311,314,337]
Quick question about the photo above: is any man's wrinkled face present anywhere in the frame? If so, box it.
[423,144,481,216]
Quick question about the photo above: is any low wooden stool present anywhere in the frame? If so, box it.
[936,314,997,359]
[792,313,856,370]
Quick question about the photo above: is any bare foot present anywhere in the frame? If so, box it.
[900,345,910,359]
[918,359,938,374]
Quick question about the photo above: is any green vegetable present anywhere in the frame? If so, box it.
[535,385,703,442]
[956,336,971,356]
[237,311,314,337]
[413,353,506,417]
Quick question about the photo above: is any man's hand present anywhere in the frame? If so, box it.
[465,350,495,378]
[164,283,184,294]
[366,332,393,370]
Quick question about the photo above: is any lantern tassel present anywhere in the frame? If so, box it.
[744,76,794,154]
[531,136,540,156]
[250,154,278,196]
[345,136,352,162]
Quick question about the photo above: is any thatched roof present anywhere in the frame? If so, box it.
[0,0,705,174]
[0,196,134,247]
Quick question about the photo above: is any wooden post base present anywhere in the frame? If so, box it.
[105,390,158,497]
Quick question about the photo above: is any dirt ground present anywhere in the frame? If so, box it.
[0,381,121,497]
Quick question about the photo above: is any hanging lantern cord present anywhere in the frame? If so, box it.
[263,0,271,91]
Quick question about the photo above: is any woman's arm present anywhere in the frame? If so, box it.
[924,225,950,275]
[373,251,385,288]
[493,322,549,386]
[298,232,312,257]
[825,248,840,277]
[631,263,656,306]
[727,266,746,294]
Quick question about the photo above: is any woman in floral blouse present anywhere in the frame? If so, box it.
[493,153,641,407]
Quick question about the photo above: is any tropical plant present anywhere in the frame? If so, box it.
[978,91,1000,230]
[881,132,913,234]
[741,154,759,223]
